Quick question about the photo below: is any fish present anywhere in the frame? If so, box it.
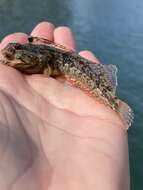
[0,36,134,130]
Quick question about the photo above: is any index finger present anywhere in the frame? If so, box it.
[0,32,28,50]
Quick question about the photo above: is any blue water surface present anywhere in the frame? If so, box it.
[0,0,142,189]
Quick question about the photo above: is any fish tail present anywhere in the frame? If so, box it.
[117,100,134,130]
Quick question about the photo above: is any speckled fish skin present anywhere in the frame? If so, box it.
[1,41,134,129]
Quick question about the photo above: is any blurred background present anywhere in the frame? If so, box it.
[0,0,142,189]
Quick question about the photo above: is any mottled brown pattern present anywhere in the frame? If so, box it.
[0,38,134,129]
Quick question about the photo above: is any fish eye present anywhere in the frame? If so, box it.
[13,43,22,50]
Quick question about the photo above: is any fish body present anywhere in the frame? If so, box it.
[1,38,134,129]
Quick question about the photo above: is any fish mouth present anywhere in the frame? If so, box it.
[0,42,23,60]
[0,58,22,66]
[1,47,16,60]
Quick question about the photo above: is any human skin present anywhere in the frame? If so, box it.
[0,22,130,190]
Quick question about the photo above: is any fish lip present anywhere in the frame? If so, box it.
[1,48,7,56]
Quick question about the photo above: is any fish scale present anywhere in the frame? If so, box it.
[1,37,134,130]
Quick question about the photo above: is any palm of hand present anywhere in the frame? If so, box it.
[0,22,129,190]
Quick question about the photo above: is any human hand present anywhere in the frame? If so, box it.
[0,22,130,190]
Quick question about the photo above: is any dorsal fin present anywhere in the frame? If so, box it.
[28,36,74,53]
[103,64,118,93]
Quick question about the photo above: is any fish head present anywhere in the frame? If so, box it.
[1,43,44,74]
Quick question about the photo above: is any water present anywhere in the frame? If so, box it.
[0,0,142,189]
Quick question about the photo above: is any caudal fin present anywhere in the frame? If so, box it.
[117,100,134,130]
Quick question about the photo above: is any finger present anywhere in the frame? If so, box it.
[31,21,55,41]
[79,50,100,63]
[54,26,76,50]
[0,32,28,49]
